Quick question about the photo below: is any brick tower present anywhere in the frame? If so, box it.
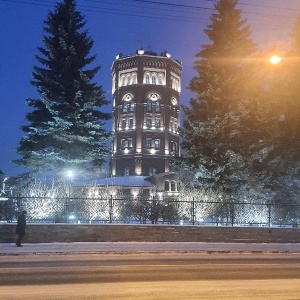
[110,49,182,177]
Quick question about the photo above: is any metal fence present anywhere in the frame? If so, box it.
[0,196,299,227]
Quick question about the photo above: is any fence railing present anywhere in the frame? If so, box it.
[0,196,299,227]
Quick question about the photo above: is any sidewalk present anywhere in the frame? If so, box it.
[1,242,300,255]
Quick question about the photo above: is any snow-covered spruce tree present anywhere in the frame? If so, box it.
[14,0,111,177]
[181,0,262,200]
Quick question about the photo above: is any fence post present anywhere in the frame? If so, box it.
[230,201,234,227]
[109,195,113,224]
[191,197,195,225]
[65,196,69,223]
[267,201,271,227]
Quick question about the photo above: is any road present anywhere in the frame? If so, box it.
[1,252,300,299]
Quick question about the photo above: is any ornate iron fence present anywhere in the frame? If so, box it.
[0,196,299,227]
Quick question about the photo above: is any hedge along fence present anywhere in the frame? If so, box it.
[1,196,300,227]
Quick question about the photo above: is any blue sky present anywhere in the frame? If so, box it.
[1,0,299,177]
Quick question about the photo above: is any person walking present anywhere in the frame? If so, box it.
[16,210,27,247]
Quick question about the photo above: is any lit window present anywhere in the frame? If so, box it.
[132,73,137,84]
[121,118,126,129]
[171,142,177,156]
[171,141,177,152]
[129,101,135,112]
[171,181,176,191]
[155,101,160,113]
[122,102,128,113]
[154,139,160,150]
[146,139,151,149]
[129,118,134,128]
[165,181,170,191]
[158,74,163,85]
[174,122,177,132]
[155,117,160,128]
[121,139,126,150]
[127,75,131,85]
[145,73,150,84]
[152,74,156,84]
[146,118,152,128]
[128,138,133,149]
[146,101,152,112]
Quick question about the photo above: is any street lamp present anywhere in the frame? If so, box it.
[269,55,282,65]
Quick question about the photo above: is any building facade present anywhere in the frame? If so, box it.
[110,49,182,178]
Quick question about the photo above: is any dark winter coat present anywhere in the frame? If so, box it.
[16,212,26,236]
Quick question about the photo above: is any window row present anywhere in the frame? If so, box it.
[146,100,161,112]
[165,180,177,192]
[122,101,135,113]
[145,116,161,129]
[146,138,160,150]
[119,138,161,151]
[143,72,165,85]
[118,71,179,90]
[117,139,178,156]
[120,117,135,130]
[121,138,133,150]
[120,100,161,113]
[120,72,137,87]
[123,167,157,176]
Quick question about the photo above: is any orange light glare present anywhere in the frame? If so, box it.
[269,55,282,64]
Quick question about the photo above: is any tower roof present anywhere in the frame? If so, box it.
[112,49,182,68]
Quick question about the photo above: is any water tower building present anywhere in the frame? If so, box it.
[110,49,182,178]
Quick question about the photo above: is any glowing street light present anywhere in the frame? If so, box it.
[269,55,282,65]
[67,170,73,178]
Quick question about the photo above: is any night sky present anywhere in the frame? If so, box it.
[1,0,299,177]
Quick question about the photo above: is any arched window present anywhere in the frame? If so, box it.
[171,181,176,191]
[158,74,163,85]
[152,74,156,84]
[171,77,175,89]
[171,141,177,152]
[127,75,131,85]
[165,181,170,191]
[175,79,179,91]
[122,75,126,86]
[132,73,137,84]
[145,73,150,84]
